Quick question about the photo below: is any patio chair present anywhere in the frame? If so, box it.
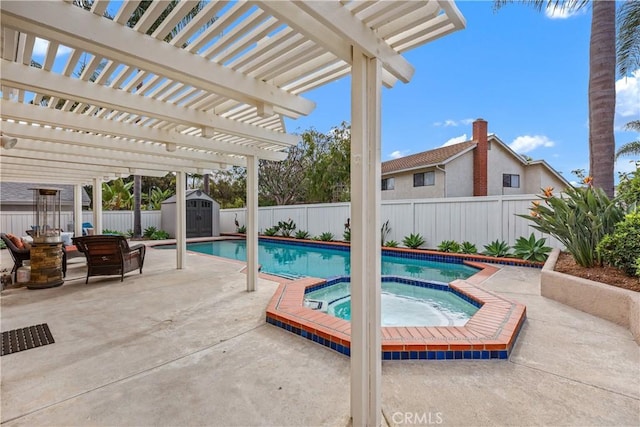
[1,233,30,278]
[72,235,146,284]
[3,232,76,279]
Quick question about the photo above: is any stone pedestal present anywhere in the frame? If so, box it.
[27,243,64,289]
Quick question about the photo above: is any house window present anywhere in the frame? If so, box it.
[382,178,395,191]
[413,171,435,187]
[503,174,520,188]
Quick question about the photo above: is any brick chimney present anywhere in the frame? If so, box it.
[472,118,488,196]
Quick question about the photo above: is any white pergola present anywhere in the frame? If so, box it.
[0,1,465,424]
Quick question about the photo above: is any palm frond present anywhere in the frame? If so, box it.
[616,0,640,77]
[624,120,640,132]
[493,0,589,13]
[616,141,640,159]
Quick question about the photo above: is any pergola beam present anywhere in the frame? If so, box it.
[257,1,413,84]
[0,61,299,147]
[3,138,242,170]
[0,1,315,117]
[0,101,288,161]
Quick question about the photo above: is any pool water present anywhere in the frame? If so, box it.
[305,280,478,326]
[177,240,477,282]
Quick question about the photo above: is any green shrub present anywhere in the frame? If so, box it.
[483,240,511,257]
[143,226,158,238]
[522,185,624,267]
[381,220,391,246]
[295,230,310,239]
[616,163,640,208]
[277,219,296,237]
[343,229,351,242]
[0,239,6,250]
[318,232,334,241]
[438,240,460,253]
[460,241,478,254]
[596,212,640,276]
[263,227,279,236]
[403,233,425,249]
[126,229,134,238]
[150,230,170,240]
[237,225,246,234]
[102,229,124,236]
[513,233,552,262]
[636,257,640,277]
[384,240,399,248]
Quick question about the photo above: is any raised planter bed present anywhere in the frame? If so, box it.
[541,249,640,345]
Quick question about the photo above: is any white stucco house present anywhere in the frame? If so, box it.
[381,118,570,200]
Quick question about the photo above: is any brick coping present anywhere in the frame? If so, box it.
[266,263,527,360]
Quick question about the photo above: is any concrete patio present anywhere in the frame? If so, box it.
[1,245,638,426]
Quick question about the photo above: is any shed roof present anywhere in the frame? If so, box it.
[162,189,218,205]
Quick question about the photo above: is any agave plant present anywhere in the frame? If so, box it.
[318,232,334,241]
[263,227,279,236]
[438,240,460,253]
[402,233,425,249]
[482,240,511,257]
[460,241,478,254]
[343,229,351,242]
[384,240,399,248]
[295,230,310,239]
[513,233,552,262]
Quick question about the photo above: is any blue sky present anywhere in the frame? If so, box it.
[284,1,640,183]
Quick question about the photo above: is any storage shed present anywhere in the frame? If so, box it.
[161,190,220,238]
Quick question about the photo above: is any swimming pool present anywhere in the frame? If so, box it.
[174,239,478,282]
[304,278,479,327]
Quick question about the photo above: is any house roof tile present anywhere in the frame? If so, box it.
[382,141,476,174]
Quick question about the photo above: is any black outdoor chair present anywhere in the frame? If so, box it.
[1,233,30,278]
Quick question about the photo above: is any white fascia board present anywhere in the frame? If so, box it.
[0,1,315,117]
[0,101,288,161]
[0,60,299,147]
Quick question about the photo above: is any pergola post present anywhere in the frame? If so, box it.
[246,155,259,292]
[73,184,83,237]
[92,177,103,234]
[175,171,187,269]
[350,47,382,427]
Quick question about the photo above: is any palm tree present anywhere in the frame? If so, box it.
[616,120,640,159]
[495,1,617,197]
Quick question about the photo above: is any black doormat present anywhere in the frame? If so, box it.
[1,324,54,356]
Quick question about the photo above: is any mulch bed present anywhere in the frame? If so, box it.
[554,252,640,293]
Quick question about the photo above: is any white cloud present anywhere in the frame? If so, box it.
[433,118,475,127]
[441,134,468,147]
[544,6,585,19]
[616,69,640,127]
[32,37,72,58]
[616,158,639,174]
[388,150,409,159]
[509,135,555,153]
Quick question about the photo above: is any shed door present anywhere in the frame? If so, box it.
[186,199,213,237]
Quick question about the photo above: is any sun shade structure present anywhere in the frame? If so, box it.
[1,0,463,184]
[0,1,465,425]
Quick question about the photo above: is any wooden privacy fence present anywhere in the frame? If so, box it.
[1,211,162,237]
[221,195,563,249]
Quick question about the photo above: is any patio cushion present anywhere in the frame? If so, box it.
[6,234,23,249]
